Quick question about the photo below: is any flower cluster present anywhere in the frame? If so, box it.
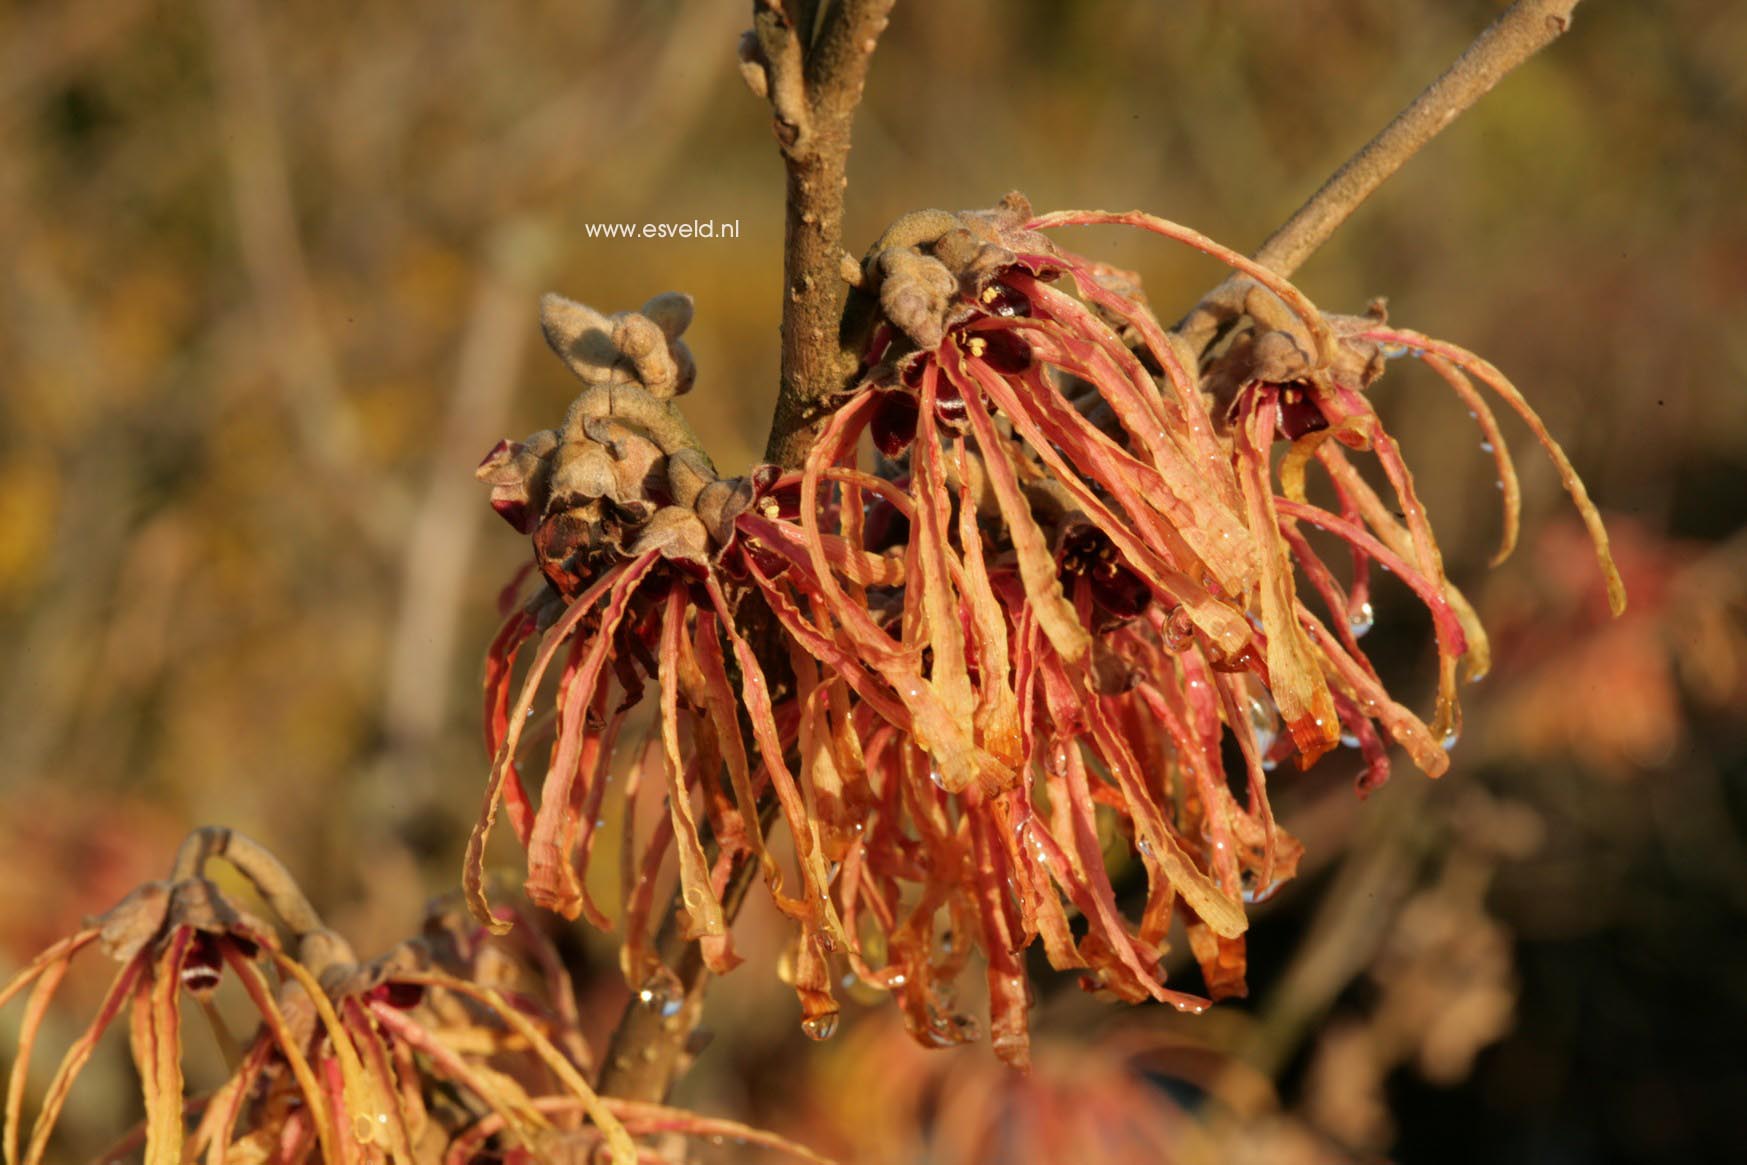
[470,195,1623,1066]
[1,830,828,1164]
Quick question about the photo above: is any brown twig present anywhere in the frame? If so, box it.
[598,839,765,1103]
[1177,0,1585,350]
[752,0,898,469]
[595,1,896,1106]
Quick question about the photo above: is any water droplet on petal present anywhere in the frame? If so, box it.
[1163,606,1195,653]
[1441,728,1461,751]
[1348,600,1375,638]
[1245,694,1278,755]
[1479,440,1495,453]
[1242,873,1288,904]
[801,1012,840,1041]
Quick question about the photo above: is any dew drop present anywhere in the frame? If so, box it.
[1163,606,1195,653]
[1245,694,1277,755]
[1242,874,1288,904]
[637,967,684,1018]
[801,1012,840,1041]
[1479,440,1495,453]
[1348,600,1375,638]
[1441,727,1461,751]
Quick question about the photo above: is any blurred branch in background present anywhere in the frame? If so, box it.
[378,226,548,762]
[203,0,410,555]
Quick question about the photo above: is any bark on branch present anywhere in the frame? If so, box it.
[752,0,897,469]
[597,0,895,1104]
[1178,0,1585,349]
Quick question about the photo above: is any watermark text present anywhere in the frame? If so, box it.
[583,219,741,240]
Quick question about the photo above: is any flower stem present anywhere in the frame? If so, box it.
[597,828,767,1101]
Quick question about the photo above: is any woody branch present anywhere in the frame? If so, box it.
[1178,0,1586,350]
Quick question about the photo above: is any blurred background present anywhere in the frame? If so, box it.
[1,0,1743,1161]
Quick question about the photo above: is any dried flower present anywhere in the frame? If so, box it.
[1,836,350,1165]
[471,195,1623,1064]
[470,292,847,1037]
[0,831,659,1165]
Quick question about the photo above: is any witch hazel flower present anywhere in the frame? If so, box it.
[470,195,1622,1065]
[471,292,846,1036]
[5,830,843,1164]
[0,829,416,1165]
[752,194,1620,1054]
